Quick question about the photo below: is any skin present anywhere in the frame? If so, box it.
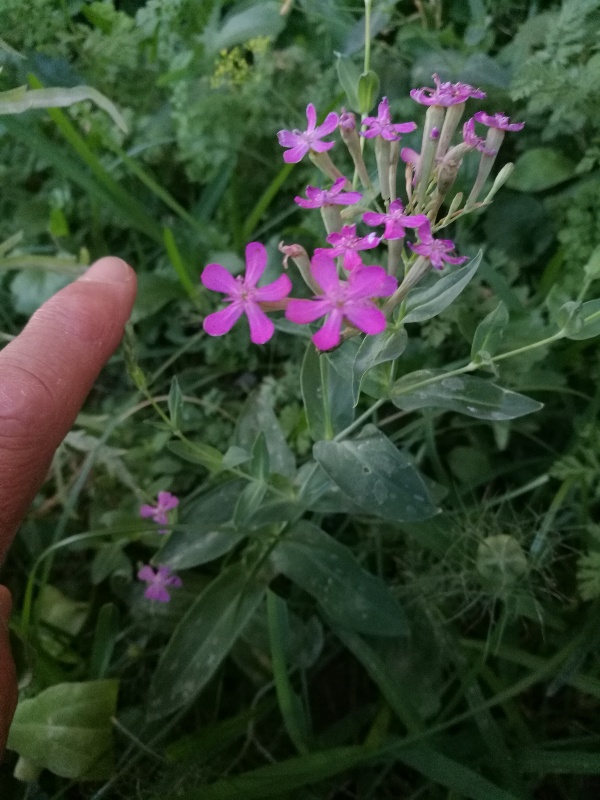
[0,257,137,757]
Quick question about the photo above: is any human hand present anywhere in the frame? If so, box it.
[0,257,137,757]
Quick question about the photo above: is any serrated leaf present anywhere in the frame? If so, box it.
[402,252,482,323]
[313,427,437,523]
[270,522,409,636]
[392,371,543,420]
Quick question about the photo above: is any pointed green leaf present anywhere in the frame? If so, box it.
[352,327,407,404]
[313,427,437,522]
[301,343,354,441]
[471,301,509,363]
[148,565,266,718]
[270,522,409,636]
[562,298,600,340]
[402,252,482,323]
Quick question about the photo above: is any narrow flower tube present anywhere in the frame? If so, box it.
[389,140,400,202]
[279,242,320,293]
[309,150,351,188]
[435,102,465,160]
[339,109,372,190]
[415,105,446,205]
[375,137,391,201]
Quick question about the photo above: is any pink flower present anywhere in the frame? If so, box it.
[462,117,497,156]
[294,176,362,209]
[138,564,182,603]
[285,252,397,351]
[408,224,468,270]
[140,491,179,534]
[363,199,429,240]
[201,242,292,345]
[316,224,381,270]
[473,111,524,132]
[339,107,356,131]
[361,97,417,141]
[277,103,339,163]
[410,74,485,107]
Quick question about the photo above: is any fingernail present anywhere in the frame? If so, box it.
[81,257,133,284]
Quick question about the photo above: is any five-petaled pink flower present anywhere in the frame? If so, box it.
[277,103,339,163]
[140,491,179,534]
[361,97,417,141]
[409,224,468,270]
[473,111,524,132]
[363,199,428,240]
[462,117,497,156]
[316,224,381,270]
[295,176,362,209]
[410,74,485,107]
[285,252,397,351]
[201,242,292,345]
[138,564,182,603]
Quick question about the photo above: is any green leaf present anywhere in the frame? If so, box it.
[249,432,270,480]
[168,377,184,430]
[10,270,71,315]
[89,603,120,680]
[352,327,408,405]
[335,53,361,112]
[270,521,409,636]
[471,301,509,363]
[37,585,88,637]
[160,481,246,569]
[507,147,576,192]
[167,439,223,473]
[358,70,380,115]
[391,371,543,420]
[8,680,118,779]
[233,480,268,528]
[210,2,285,52]
[584,245,600,281]
[402,252,482,323]
[301,343,354,441]
[148,565,265,717]
[313,427,437,523]
[235,385,295,478]
[561,298,600,340]
[131,273,187,324]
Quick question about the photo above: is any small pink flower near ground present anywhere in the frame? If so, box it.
[138,564,182,603]
[277,103,339,163]
[201,242,292,345]
[140,491,179,534]
[285,252,397,351]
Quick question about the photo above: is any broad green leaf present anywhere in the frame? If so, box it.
[508,147,576,192]
[270,521,409,636]
[352,327,407,404]
[301,343,354,441]
[335,53,361,112]
[391,371,543,420]
[313,427,437,522]
[471,302,509,363]
[148,565,265,717]
[37,585,88,637]
[8,680,118,780]
[0,83,127,132]
[402,252,482,323]
[160,481,246,569]
[235,384,295,478]
[296,462,363,514]
[167,439,223,472]
[561,298,600,340]
[210,2,285,52]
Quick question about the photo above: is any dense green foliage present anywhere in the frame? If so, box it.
[2,1,600,798]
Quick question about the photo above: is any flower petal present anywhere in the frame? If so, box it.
[203,303,244,337]
[348,266,394,299]
[310,140,335,153]
[158,491,179,510]
[313,111,339,137]
[305,103,317,132]
[145,584,171,602]
[245,302,275,345]
[344,303,387,335]
[139,505,156,519]
[332,190,362,206]
[277,130,300,147]
[311,252,340,294]
[286,298,330,324]
[137,565,156,582]
[244,242,267,287]
[312,309,343,351]
[255,273,292,302]
[363,211,386,227]
[201,263,238,295]
[283,143,309,163]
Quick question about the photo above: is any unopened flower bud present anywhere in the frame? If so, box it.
[482,163,514,203]
[278,241,320,294]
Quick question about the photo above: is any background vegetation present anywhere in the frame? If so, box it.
[2,0,600,797]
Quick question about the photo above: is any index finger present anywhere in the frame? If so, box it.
[0,257,137,560]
